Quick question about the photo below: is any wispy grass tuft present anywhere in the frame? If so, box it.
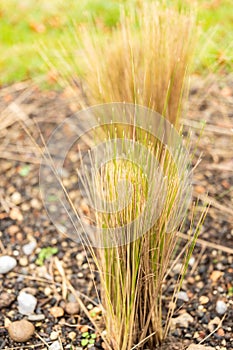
[76,2,196,126]
[36,3,207,349]
[68,104,207,350]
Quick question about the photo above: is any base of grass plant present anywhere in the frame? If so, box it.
[96,206,206,350]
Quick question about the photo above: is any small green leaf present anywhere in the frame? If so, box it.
[91,334,97,339]
[81,339,89,347]
[36,246,58,266]
[19,165,30,177]
[82,332,89,338]
[89,339,95,344]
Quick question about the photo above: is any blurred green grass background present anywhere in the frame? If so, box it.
[0,0,232,86]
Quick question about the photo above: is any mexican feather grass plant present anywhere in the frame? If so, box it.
[71,4,203,348]
[40,2,206,349]
[76,118,207,350]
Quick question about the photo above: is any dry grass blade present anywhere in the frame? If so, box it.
[178,231,233,255]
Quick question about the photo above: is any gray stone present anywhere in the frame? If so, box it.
[177,291,189,302]
[216,300,227,315]
[22,240,37,255]
[0,256,17,274]
[18,292,37,315]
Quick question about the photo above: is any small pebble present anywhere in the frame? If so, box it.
[210,270,223,282]
[0,292,15,309]
[170,312,194,329]
[177,291,189,302]
[199,296,209,305]
[18,292,37,315]
[50,331,59,340]
[0,256,17,274]
[11,192,22,205]
[22,240,37,255]
[5,317,11,328]
[9,207,23,221]
[19,257,28,267]
[216,300,227,315]
[8,319,35,342]
[50,306,64,318]
[208,316,221,332]
[80,325,89,333]
[216,263,224,271]
[68,293,76,303]
[30,198,42,209]
[196,281,204,289]
[44,287,52,296]
[49,341,61,350]
[172,263,183,275]
[68,331,76,340]
[8,225,19,235]
[187,277,195,284]
[65,302,79,315]
[185,333,192,338]
[217,328,225,337]
[28,314,45,321]
[188,256,195,266]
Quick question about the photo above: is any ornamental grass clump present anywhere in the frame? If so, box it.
[39,3,205,349]
[76,110,206,350]
[76,2,196,126]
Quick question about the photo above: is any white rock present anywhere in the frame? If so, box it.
[187,345,214,350]
[170,312,194,329]
[17,292,37,315]
[188,256,195,266]
[216,300,227,315]
[49,341,61,350]
[0,256,17,274]
[22,240,37,255]
[177,291,189,302]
